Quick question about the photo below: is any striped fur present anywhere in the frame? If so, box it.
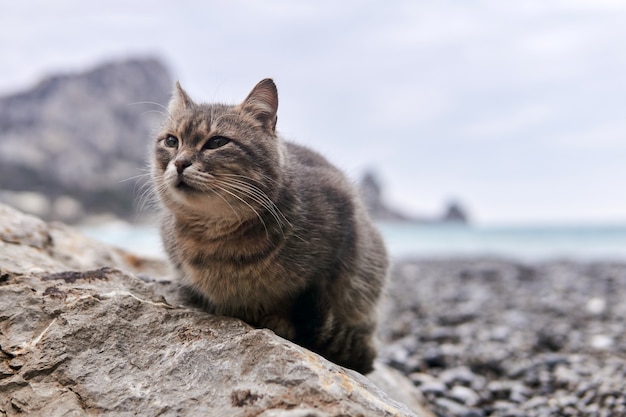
[151,79,388,374]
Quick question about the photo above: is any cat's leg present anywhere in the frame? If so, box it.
[318,319,377,375]
[288,283,377,374]
[179,285,218,313]
[257,314,297,340]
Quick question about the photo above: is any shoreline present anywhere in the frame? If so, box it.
[78,220,626,264]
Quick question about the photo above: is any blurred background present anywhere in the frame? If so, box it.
[1,1,626,260]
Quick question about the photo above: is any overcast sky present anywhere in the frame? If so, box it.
[2,0,626,225]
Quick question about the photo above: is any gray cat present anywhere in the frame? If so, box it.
[151,79,388,374]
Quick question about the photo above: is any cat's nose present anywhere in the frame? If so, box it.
[175,158,192,174]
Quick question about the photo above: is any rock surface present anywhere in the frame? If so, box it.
[0,203,428,417]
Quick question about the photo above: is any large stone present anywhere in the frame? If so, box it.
[0,203,429,416]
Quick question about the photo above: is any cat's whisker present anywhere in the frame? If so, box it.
[218,172,281,187]
[210,105,217,128]
[212,173,290,225]
[226,190,284,236]
[137,171,169,213]
[137,189,156,213]
[217,178,290,230]
[196,184,244,225]
[211,177,288,231]
[141,109,166,117]
[212,180,275,225]
[137,182,160,213]
[216,174,279,196]
[119,168,158,213]
[128,101,168,111]
[212,183,270,239]
[118,172,152,183]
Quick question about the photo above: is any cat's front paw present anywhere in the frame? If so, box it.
[258,314,296,340]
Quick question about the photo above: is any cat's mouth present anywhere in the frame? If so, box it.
[174,178,197,193]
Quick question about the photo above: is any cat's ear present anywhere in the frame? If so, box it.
[242,78,278,132]
[168,81,194,113]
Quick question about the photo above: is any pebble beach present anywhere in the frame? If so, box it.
[379,258,626,417]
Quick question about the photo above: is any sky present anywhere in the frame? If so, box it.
[2,0,626,225]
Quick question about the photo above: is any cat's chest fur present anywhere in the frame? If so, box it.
[168,215,303,313]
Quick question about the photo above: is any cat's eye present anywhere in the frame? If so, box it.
[204,136,231,150]
[164,135,179,148]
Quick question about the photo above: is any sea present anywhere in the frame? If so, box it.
[80,221,626,263]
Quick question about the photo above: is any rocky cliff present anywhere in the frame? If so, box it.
[0,58,172,220]
[0,203,431,416]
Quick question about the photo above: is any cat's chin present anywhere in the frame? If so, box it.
[163,181,204,204]
[167,183,218,207]
[174,181,198,194]
[166,190,243,222]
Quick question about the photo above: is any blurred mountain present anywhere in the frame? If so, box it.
[0,57,172,221]
[359,170,469,224]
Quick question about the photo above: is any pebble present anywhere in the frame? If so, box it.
[422,346,447,368]
[553,364,578,386]
[439,366,477,387]
[435,397,473,416]
[502,409,526,417]
[486,380,514,398]
[490,326,510,341]
[556,395,578,408]
[408,372,437,386]
[462,410,484,417]
[522,396,547,409]
[419,381,447,397]
[590,334,613,350]
[449,385,480,406]
[586,297,606,315]
[509,384,532,403]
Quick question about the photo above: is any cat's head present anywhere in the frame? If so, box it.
[151,79,285,219]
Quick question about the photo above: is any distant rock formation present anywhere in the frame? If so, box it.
[442,200,469,223]
[359,170,469,224]
[0,57,172,220]
[360,171,414,221]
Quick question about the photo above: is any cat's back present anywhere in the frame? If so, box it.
[283,141,352,195]
[284,140,373,218]
[285,141,338,172]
